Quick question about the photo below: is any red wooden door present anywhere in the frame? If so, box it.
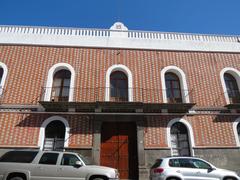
[100,122,138,179]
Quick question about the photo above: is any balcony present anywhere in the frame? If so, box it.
[39,87,195,113]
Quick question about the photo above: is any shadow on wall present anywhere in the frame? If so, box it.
[16,114,93,135]
[213,115,239,123]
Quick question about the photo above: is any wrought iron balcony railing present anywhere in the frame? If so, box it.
[40,87,194,104]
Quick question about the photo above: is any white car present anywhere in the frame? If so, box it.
[150,157,240,180]
[0,150,119,180]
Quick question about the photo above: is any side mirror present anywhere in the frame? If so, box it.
[74,161,83,168]
[208,167,216,173]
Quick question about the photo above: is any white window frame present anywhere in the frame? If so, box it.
[105,64,133,101]
[233,117,240,147]
[0,62,8,96]
[220,67,240,104]
[161,66,190,103]
[38,116,70,150]
[44,63,75,102]
[166,118,195,156]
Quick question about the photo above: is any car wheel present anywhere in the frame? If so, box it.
[9,177,24,180]
[167,178,179,180]
[90,177,107,180]
[224,177,237,180]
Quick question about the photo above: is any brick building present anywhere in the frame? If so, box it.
[0,22,239,179]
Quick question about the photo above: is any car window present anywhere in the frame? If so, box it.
[169,159,181,167]
[61,154,80,166]
[192,159,211,169]
[0,151,38,163]
[39,152,59,165]
[179,159,195,168]
[151,159,163,169]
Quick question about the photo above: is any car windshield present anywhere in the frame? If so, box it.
[78,154,91,165]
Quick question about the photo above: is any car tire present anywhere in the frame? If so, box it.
[9,177,24,180]
[224,177,237,180]
[167,178,179,180]
[90,177,107,180]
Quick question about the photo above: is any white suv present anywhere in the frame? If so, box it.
[150,157,240,180]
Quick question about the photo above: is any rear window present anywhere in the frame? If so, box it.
[0,151,38,163]
[151,159,163,169]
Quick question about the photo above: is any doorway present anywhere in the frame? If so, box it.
[100,122,138,179]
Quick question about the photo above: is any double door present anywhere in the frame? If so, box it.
[100,122,138,179]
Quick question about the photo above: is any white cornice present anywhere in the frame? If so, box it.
[0,25,240,52]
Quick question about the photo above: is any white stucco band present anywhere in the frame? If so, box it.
[0,24,240,53]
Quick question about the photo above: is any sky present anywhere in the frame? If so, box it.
[0,0,240,35]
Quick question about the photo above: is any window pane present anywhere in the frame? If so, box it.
[61,154,80,166]
[0,151,38,163]
[39,153,59,165]
[192,159,211,169]
[179,159,194,168]
[237,123,240,141]
[169,159,181,167]
[0,68,3,83]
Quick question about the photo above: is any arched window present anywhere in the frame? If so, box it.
[51,69,71,102]
[110,71,128,102]
[44,120,66,151]
[237,123,240,143]
[165,72,182,103]
[0,68,3,84]
[224,73,240,104]
[0,62,8,96]
[170,122,191,156]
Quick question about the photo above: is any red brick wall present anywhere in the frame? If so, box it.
[0,45,239,148]
[144,115,237,148]
[1,45,239,105]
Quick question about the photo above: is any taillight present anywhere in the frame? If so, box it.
[153,168,164,174]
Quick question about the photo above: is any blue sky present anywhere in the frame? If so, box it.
[0,0,240,35]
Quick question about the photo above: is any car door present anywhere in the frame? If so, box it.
[191,159,219,180]
[57,153,86,180]
[31,152,61,180]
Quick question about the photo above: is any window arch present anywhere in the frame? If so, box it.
[0,62,8,96]
[38,116,70,150]
[220,68,240,104]
[44,63,75,102]
[167,118,195,156]
[161,66,189,103]
[105,64,133,101]
[233,118,240,147]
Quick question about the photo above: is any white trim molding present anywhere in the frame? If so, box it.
[167,118,195,156]
[233,117,240,147]
[38,116,70,150]
[1,25,240,53]
[44,63,75,101]
[105,64,133,102]
[0,62,8,96]
[220,67,240,104]
[161,66,190,103]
